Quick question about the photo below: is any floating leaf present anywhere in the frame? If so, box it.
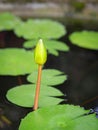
[69,31,98,50]
[23,40,36,48]
[27,69,67,86]
[19,105,98,130]
[6,84,63,107]
[0,48,37,75]
[43,40,69,56]
[24,39,69,56]
[0,12,21,31]
[14,19,66,39]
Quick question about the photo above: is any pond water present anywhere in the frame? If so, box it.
[0,19,98,130]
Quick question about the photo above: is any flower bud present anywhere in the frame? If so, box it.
[34,39,47,65]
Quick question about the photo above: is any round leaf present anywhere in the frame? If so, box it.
[27,69,67,86]
[0,48,37,75]
[14,19,66,39]
[0,12,21,31]
[19,105,98,130]
[69,31,98,50]
[6,84,63,107]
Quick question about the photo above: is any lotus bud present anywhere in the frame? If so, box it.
[34,39,47,65]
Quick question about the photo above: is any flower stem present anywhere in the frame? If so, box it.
[33,65,42,110]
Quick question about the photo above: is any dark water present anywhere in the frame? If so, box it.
[46,19,98,108]
[0,20,98,129]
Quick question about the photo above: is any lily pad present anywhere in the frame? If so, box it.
[19,105,98,130]
[27,69,67,86]
[0,48,37,75]
[0,12,21,31]
[69,31,98,50]
[14,19,66,39]
[6,84,63,107]
[24,39,69,56]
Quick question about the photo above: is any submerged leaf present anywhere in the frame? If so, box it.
[24,39,69,56]
[69,31,98,50]
[19,105,98,130]
[0,48,37,75]
[6,84,63,107]
[0,12,21,31]
[27,69,67,86]
[14,19,66,39]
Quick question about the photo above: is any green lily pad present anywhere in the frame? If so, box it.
[69,31,98,50]
[0,12,21,31]
[6,84,63,107]
[19,105,98,130]
[24,39,69,56]
[0,48,37,75]
[27,69,67,86]
[14,19,66,39]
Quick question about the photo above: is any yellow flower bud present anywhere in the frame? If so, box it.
[34,39,47,65]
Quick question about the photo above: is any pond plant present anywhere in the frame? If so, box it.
[69,31,98,50]
[33,39,47,110]
[0,12,98,130]
[0,12,21,31]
